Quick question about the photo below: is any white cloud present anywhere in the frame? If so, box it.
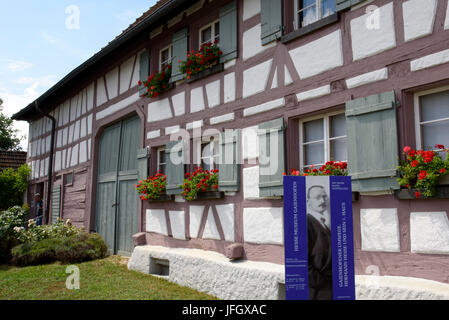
[7,60,33,72]
[0,82,43,151]
[14,75,57,87]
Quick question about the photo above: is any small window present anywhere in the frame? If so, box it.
[157,147,167,174]
[199,20,220,46]
[294,0,336,29]
[299,112,347,169]
[159,45,173,70]
[414,86,449,152]
[64,172,73,186]
[200,139,219,171]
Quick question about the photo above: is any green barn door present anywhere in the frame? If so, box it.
[96,115,141,256]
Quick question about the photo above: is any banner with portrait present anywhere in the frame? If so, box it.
[283,176,355,300]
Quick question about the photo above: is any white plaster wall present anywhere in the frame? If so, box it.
[402,0,437,42]
[131,52,141,89]
[242,126,259,161]
[243,0,260,21]
[169,210,186,240]
[80,117,87,138]
[189,205,205,239]
[165,125,180,135]
[296,85,331,102]
[360,208,400,252]
[243,207,284,245]
[284,66,293,86]
[55,151,61,172]
[243,59,272,98]
[96,93,139,120]
[210,112,235,125]
[171,91,185,116]
[73,119,80,141]
[190,86,205,113]
[62,100,70,125]
[289,30,343,79]
[79,140,87,164]
[350,2,396,61]
[216,204,235,242]
[147,98,173,122]
[202,207,220,240]
[70,144,79,167]
[243,98,285,117]
[410,212,449,254]
[96,77,108,107]
[242,24,276,61]
[445,0,449,30]
[205,80,220,108]
[224,72,236,103]
[147,129,161,140]
[70,97,77,122]
[410,49,449,72]
[120,57,134,95]
[146,209,168,236]
[87,83,94,111]
[346,68,388,89]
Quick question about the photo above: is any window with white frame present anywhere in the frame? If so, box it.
[299,112,347,169]
[198,138,219,171]
[294,0,336,29]
[157,147,167,174]
[159,45,173,70]
[414,86,449,152]
[199,20,220,46]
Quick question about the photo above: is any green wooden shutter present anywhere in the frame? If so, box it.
[336,0,365,12]
[218,129,240,192]
[261,0,283,45]
[137,147,149,182]
[258,118,285,197]
[139,49,150,96]
[165,140,185,195]
[346,91,400,192]
[219,0,238,63]
[51,184,61,223]
[170,27,189,82]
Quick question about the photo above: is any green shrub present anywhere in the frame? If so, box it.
[16,218,84,244]
[0,164,31,210]
[11,232,108,266]
[0,205,29,263]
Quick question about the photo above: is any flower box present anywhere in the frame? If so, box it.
[185,63,223,84]
[194,191,224,200]
[147,194,173,202]
[394,186,449,200]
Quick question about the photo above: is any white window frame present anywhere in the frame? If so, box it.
[157,146,167,174]
[298,110,347,170]
[413,84,449,151]
[159,45,173,71]
[293,0,335,30]
[199,20,220,47]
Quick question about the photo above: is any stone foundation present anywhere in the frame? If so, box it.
[128,245,449,300]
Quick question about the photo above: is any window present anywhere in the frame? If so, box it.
[159,45,173,70]
[64,172,73,186]
[157,147,167,174]
[414,86,449,152]
[199,20,220,46]
[294,0,336,29]
[198,138,219,171]
[299,112,347,169]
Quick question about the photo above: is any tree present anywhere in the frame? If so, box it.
[0,163,31,210]
[0,98,22,151]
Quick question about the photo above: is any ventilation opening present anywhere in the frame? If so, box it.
[149,258,170,278]
[278,283,286,300]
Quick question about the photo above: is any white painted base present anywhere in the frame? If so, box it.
[128,246,449,300]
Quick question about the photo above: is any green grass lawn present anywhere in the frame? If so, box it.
[0,256,218,300]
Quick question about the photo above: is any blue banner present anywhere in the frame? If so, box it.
[283,176,355,300]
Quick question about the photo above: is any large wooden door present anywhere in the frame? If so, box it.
[95,116,141,255]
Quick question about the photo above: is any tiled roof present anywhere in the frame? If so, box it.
[0,151,27,171]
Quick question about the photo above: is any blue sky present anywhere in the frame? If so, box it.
[0,0,157,149]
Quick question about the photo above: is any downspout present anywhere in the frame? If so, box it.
[34,101,56,225]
